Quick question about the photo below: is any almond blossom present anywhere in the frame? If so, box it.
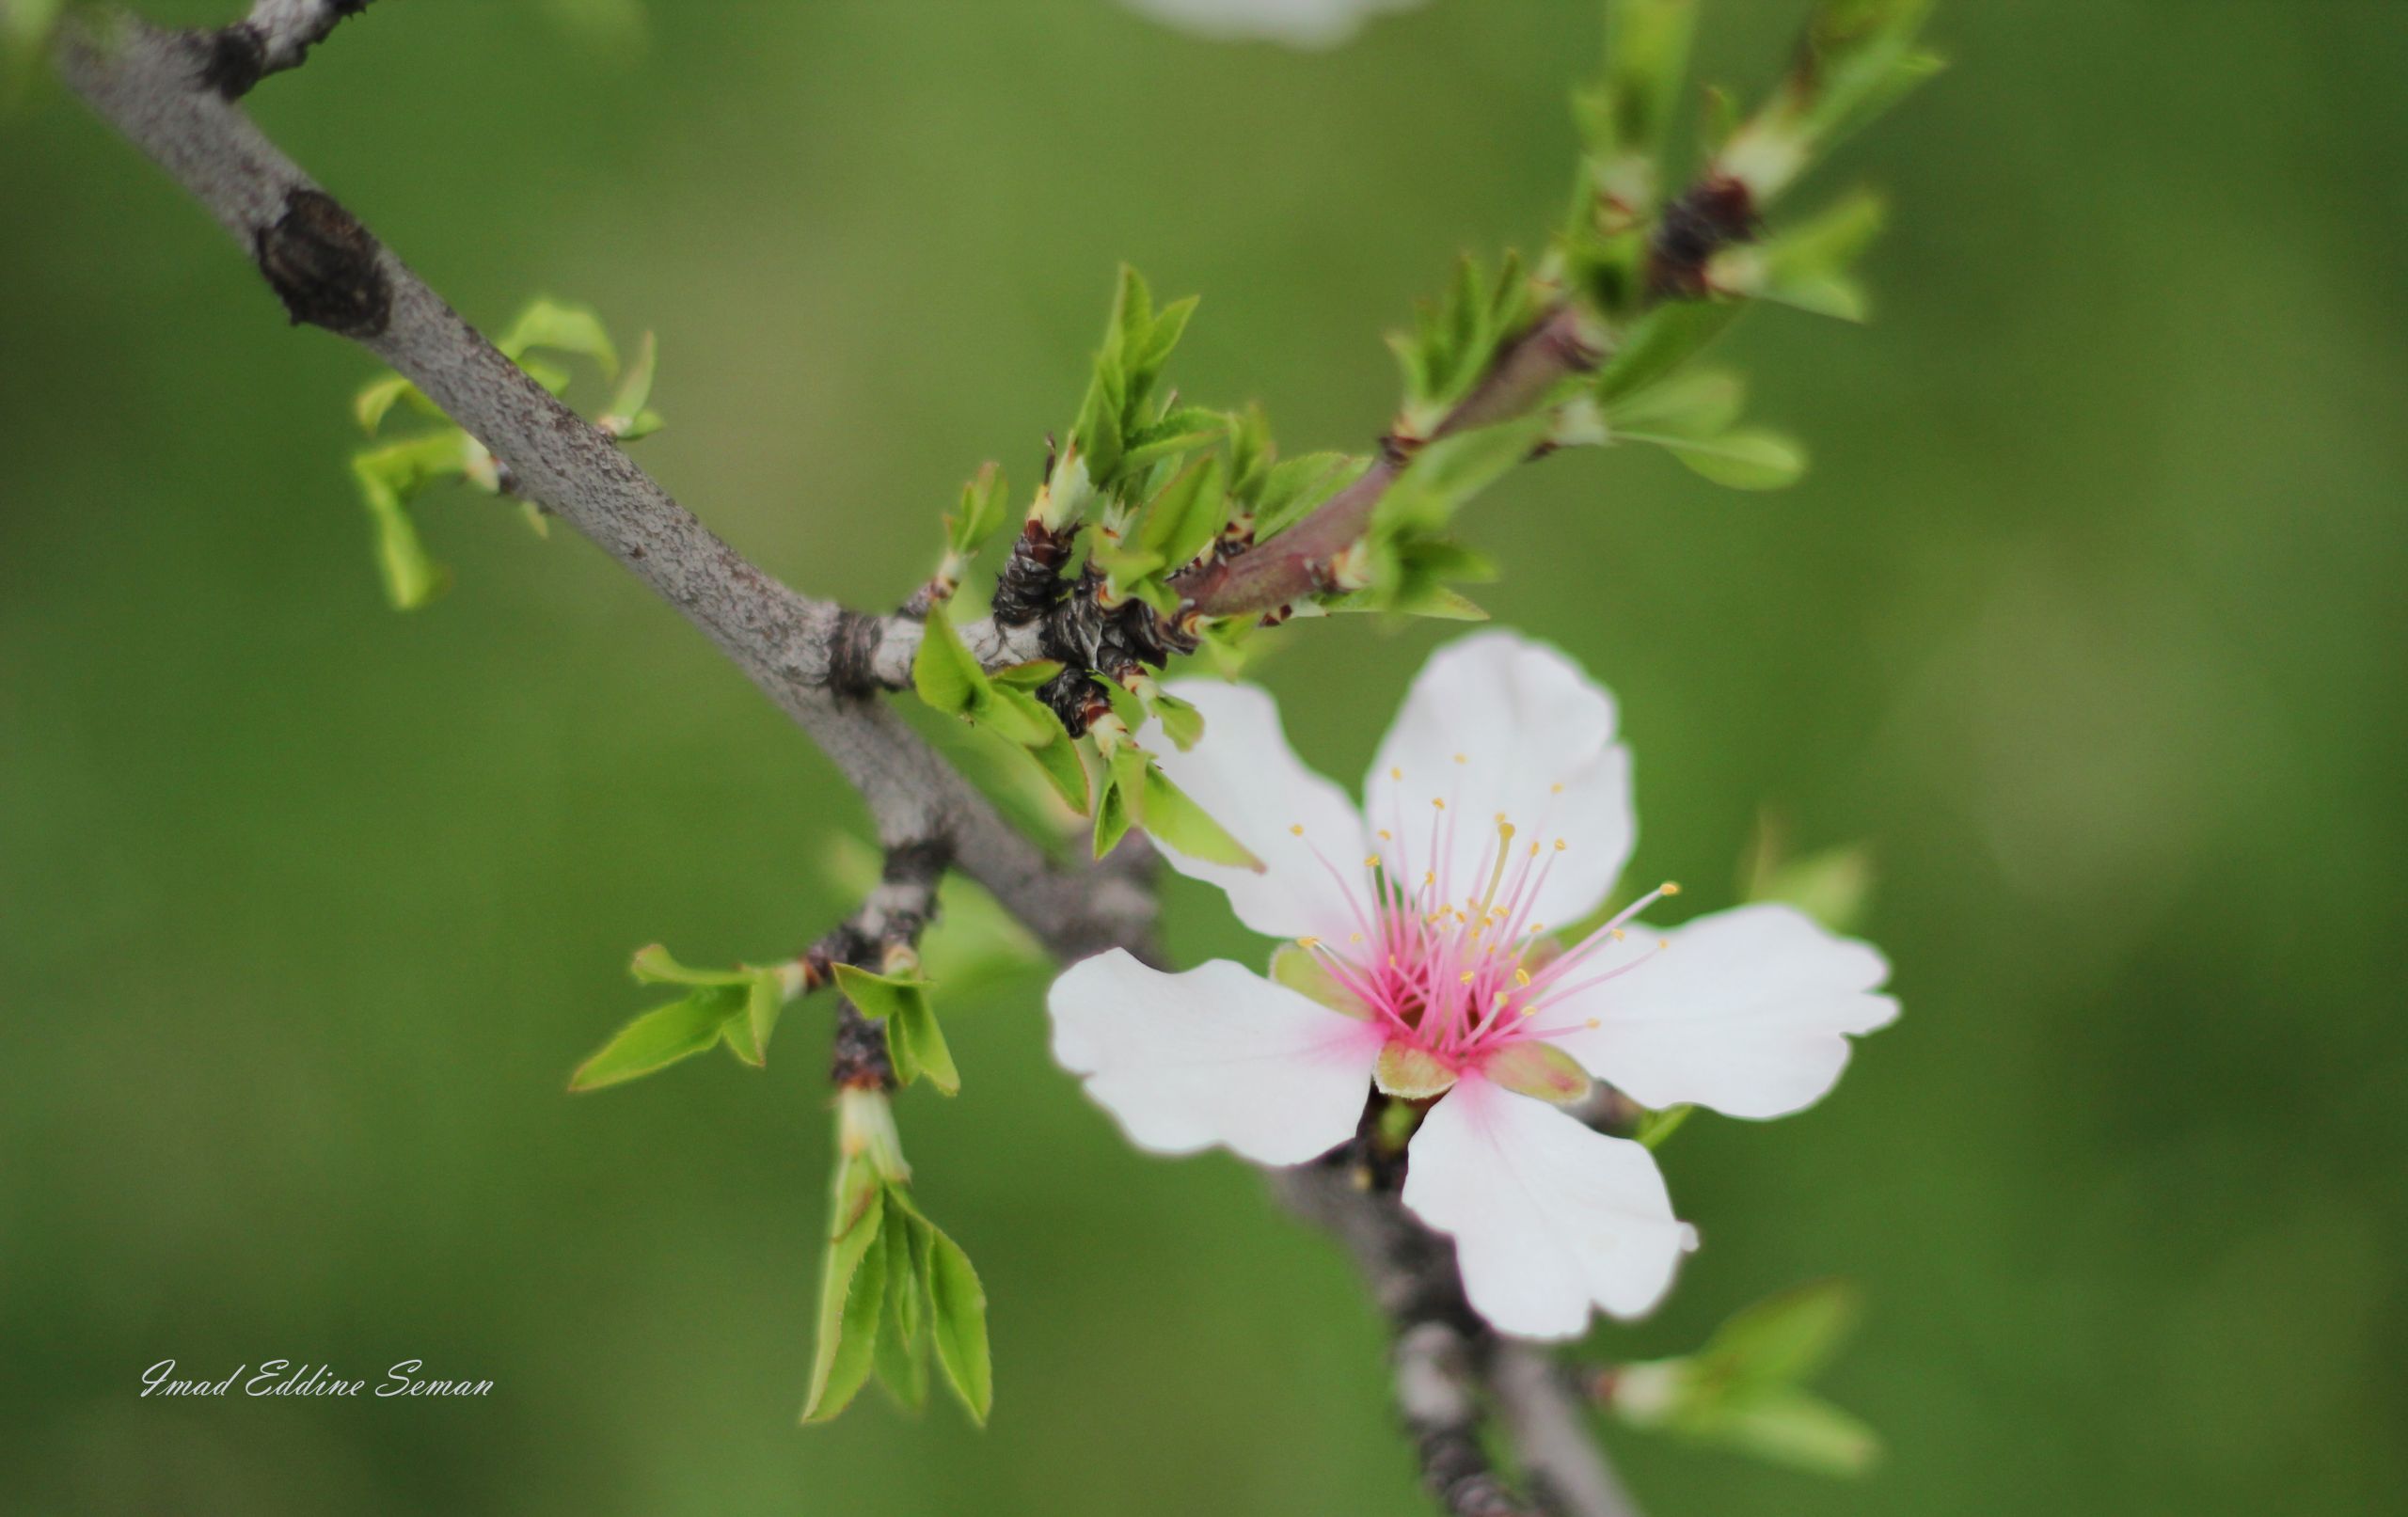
[1048,632,1897,1338]
[1115,0,1434,51]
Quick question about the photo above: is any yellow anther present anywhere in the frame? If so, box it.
[1378,830,1393,842]
[1460,972,1477,985]
[1495,811,1509,825]
[1432,798,1447,811]
[1611,927,1627,941]
[1529,842,1542,858]
[1424,871,1437,886]
[1520,1003,1540,1018]
[1529,923,1545,936]
[1390,766,1403,782]
[1453,753,1467,765]
[1493,991,1510,1009]
[1585,1018,1602,1030]
[1550,782,1565,795]
[1661,881,1682,897]
[1553,839,1568,852]
[1513,968,1531,988]
[1290,824,1305,837]
[1657,938,1671,951]
[1349,932,1364,944]
[1297,936,1321,949]
[1363,854,1383,869]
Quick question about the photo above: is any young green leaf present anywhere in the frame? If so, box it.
[1119,751,1262,871]
[872,1205,930,1413]
[1090,764,1133,861]
[568,988,741,1091]
[1013,723,1093,816]
[599,330,664,440]
[1699,1387,1882,1477]
[497,298,619,377]
[1147,690,1206,752]
[832,965,959,1096]
[911,602,990,719]
[1632,428,1808,490]
[800,1157,888,1425]
[1698,1279,1862,1392]
[744,968,785,1061]
[921,1217,993,1424]
[1136,455,1228,573]
[628,942,757,987]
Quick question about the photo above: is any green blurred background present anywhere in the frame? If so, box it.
[4,1,2404,1512]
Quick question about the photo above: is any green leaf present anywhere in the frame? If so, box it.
[991,659,1063,690]
[1699,1279,1862,1392]
[1147,690,1206,752]
[945,462,1010,558]
[1124,752,1261,871]
[832,964,959,1096]
[1135,455,1228,574]
[354,373,434,435]
[872,1204,930,1413]
[498,298,618,377]
[1576,0,1699,168]
[569,988,741,1091]
[1373,419,1548,539]
[1252,451,1364,539]
[600,331,663,439]
[629,942,755,987]
[922,1216,993,1424]
[1603,369,1748,440]
[911,602,990,718]
[1700,1387,1882,1477]
[975,683,1055,750]
[1594,301,1745,403]
[1015,723,1092,816]
[744,969,784,1061]
[356,465,444,611]
[800,1157,888,1424]
[1091,765,1133,861]
[1635,1103,1695,1149]
[1632,429,1808,490]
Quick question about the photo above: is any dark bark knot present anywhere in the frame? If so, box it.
[824,608,884,699]
[255,188,391,339]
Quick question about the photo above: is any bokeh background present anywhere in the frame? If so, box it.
[4,1,2404,1512]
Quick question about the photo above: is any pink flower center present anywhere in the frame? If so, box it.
[1291,772,1672,1074]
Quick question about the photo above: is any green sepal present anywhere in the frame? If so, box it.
[800,1155,888,1424]
[1270,943,1370,1019]
[832,964,960,1096]
[1374,1042,1458,1100]
[1482,1041,1593,1105]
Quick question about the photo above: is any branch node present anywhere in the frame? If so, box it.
[254,187,390,338]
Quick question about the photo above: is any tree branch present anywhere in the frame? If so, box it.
[55,13,1147,964]
[55,13,1638,1514]
[1169,305,1605,620]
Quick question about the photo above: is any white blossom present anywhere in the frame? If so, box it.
[1049,631,1896,1337]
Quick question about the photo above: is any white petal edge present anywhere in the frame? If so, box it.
[1365,631,1634,930]
[1152,678,1370,942]
[1548,903,1898,1120]
[1402,1076,1695,1338]
[1117,0,1432,49]
[1049,950,1382,1166]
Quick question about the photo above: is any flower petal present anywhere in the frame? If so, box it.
[1117,0,1430,50]
[1547,904,1897,1120]
[1402,1076,1693,1338]
[1365,631,1634,928]
[1048,950,1382,1166]
[1152,679,1370,941]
